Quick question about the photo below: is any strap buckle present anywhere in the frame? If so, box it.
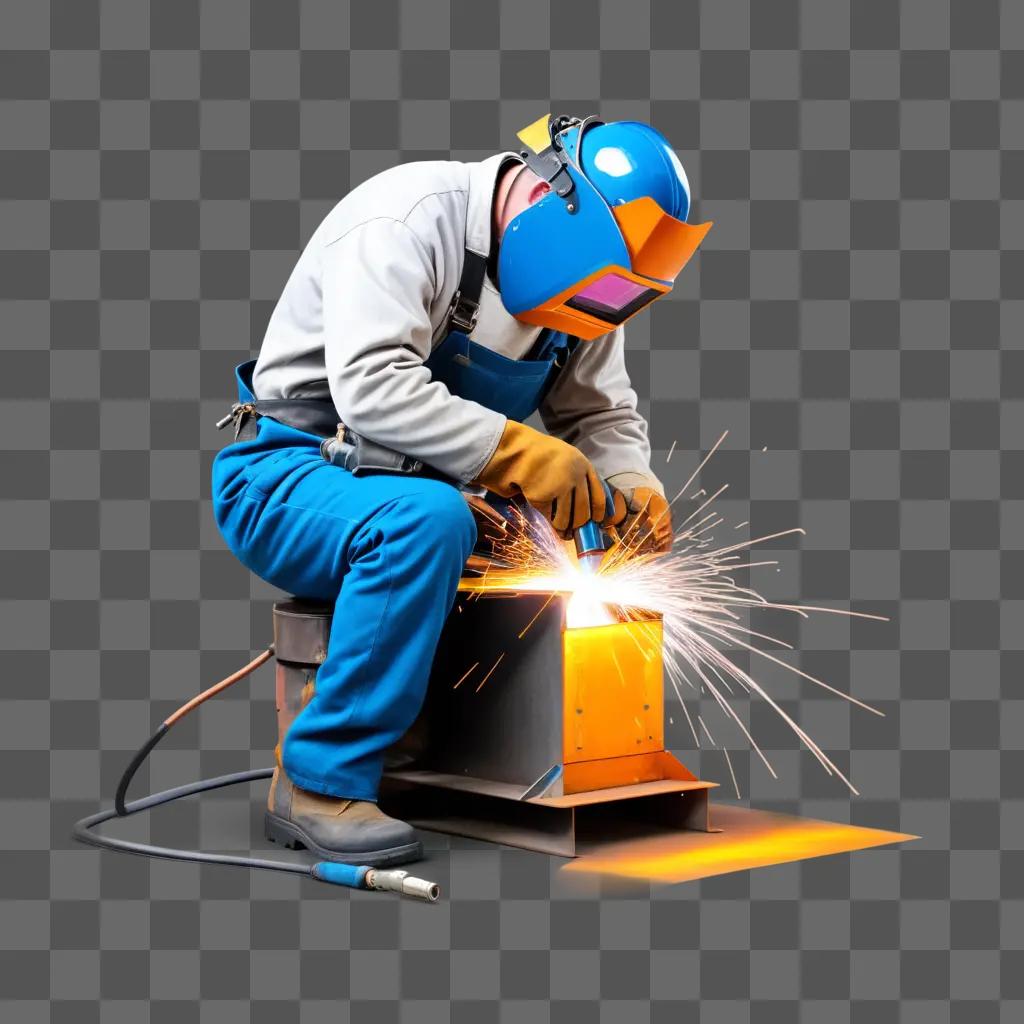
[447,289,479,333]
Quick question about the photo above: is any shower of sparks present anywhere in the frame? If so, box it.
[458,431,889,796]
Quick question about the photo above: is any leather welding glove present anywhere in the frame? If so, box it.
[617,485,674,556]
[472,420,609,536]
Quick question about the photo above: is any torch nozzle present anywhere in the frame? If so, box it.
[573,519,605,557]
[576,548,605,575]
[573,520,612,576]
[572,481,622,575]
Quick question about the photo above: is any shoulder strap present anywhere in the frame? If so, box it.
[444,249,488,334]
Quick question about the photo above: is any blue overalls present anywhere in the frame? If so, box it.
[212,251,578,801]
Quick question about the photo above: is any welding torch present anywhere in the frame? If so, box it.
[462,484,628,577]
[573,479,625,575]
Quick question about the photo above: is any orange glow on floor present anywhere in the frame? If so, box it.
[566,805,916,884]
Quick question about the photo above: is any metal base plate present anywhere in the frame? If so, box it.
[380,768,716,858]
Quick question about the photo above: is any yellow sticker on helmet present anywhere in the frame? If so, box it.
[516,113,553,155]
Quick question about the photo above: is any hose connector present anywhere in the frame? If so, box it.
[366,868,440,902]
[312,862,440,900]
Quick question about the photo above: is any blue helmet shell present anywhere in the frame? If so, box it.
[564,120,691,222]
[497,119,693,318]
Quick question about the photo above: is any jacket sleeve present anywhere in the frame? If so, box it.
[537,325,666,496]
[321,217,506,484]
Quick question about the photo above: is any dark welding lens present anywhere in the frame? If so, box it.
[564,272,662,325]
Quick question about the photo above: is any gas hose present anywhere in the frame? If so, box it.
[71,646,440,902]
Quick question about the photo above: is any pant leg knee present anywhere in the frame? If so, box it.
[436,483,477,549]
[400,481,477,564]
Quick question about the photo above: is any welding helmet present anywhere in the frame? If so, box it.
[497,113,712,340]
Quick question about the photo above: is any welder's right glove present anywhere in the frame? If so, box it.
[617,485,674,556]
[472,420,613,536]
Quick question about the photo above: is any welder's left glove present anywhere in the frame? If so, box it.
[615,485,673,556]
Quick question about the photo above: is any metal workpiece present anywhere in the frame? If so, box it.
[271,594,715,858]
[397,594,676,789]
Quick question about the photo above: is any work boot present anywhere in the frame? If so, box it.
[265,746,422,867]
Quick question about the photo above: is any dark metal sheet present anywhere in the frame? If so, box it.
[388,593,567,788]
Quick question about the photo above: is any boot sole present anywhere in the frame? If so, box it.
[264,811,424,868]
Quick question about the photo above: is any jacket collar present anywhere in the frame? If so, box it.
[465,150,527,260]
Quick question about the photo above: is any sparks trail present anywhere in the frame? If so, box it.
[458,432,888,795]
[475,652,506,693]
[453,661,479,690]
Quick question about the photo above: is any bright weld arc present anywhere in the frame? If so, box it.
[457,432,889,795]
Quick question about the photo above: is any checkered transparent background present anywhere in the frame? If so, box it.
[1,0,1021,1020]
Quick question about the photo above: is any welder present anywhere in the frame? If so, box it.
[211,113,711,867]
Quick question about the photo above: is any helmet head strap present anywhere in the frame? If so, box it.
[515,113,604,216]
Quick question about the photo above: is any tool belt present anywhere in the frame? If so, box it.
[217,400,431,478]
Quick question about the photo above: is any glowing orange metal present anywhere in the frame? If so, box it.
[562,619,664,765]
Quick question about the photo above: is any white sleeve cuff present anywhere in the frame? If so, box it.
[605,471,666,497]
